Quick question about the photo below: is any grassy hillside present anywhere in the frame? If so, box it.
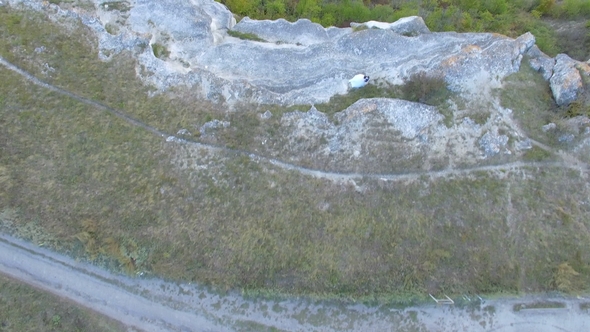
[1,5,590,305]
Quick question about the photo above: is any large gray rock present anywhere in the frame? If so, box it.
[527,45,555,81]
[550,54,583,106]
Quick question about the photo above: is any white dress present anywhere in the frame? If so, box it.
[348,74,370,88]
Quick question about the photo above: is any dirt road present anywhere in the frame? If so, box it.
[1,233,589,332]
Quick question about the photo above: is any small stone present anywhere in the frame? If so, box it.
[515,139,532,150]
[260,110,272,119]
[199,119,230,135]
[479,130,509,157]
[177,129,191,136]
[542,123,556,132]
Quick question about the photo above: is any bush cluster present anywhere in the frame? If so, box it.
[402,71,448,105]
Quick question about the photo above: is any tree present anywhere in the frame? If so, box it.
[266,0,286,18]
[296,0,321,20]
[226,0,260,16]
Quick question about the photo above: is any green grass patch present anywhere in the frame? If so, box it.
[227,30,266,42]
[151,43,170,59]
[0,274,125,331]
[315,75,450,119]
[522,146,552,161]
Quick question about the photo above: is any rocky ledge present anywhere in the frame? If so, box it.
[7,0,588,108]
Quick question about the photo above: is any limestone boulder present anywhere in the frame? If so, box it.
[550,54,584,106]
[527,45,555,81]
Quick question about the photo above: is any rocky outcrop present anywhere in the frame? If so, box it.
[277,99,445,172]
[7,0,541,107]
[550,54,584,106]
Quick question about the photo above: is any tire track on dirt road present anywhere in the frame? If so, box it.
[0,234,222,332]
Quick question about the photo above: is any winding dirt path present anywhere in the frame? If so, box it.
[1,56,588,184]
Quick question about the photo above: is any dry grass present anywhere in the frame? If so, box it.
[1,6,590,304]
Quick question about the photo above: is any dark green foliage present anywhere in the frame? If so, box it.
[402,72,449,105]
[565,101,590,118]
[151,43,170,59]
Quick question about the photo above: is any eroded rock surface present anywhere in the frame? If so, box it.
[550,54,584,106]
[272,99,523,173]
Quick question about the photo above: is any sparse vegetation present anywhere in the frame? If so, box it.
[500,56,559,145]
[315,81,404,116]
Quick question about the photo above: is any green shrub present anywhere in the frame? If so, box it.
[402,72,449,105]
[536,0,555,15]
[565,101,590,118]
[151,43,170,59]
[227,30,266,42]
